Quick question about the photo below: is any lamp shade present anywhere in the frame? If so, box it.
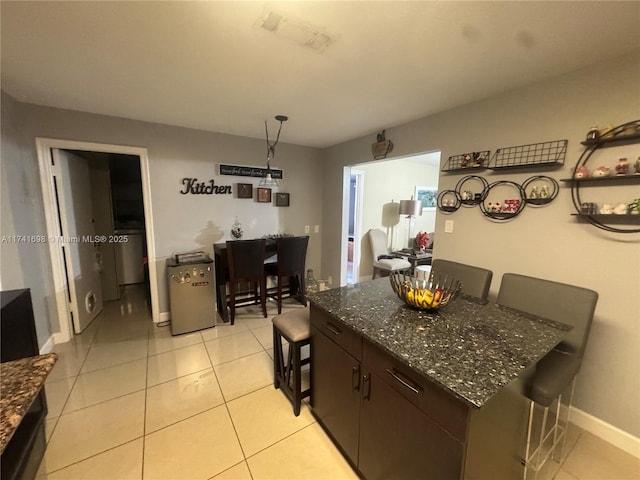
[399,199,422,216]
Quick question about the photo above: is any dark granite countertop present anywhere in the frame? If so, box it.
[309,279,571,409]
[0,353,58,453]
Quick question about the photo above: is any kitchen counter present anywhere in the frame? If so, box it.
[1,353,57,453]
[309,278,570,408]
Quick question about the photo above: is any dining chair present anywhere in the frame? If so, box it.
[368,228,411,279]
[265,236,309,314]
[430,258,493,301]
[225,239,267,325]
[496,273,598,479]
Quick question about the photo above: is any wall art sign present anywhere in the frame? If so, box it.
[219,164,283,179]
[275,192,290,207]
[257,187,272,203]
[237,183,253,199]
[180,178,232,195]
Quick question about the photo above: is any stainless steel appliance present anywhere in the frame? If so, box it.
[167,252,215,335]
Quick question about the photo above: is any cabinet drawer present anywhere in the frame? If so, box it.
[364,340,469,442]
[310,304,362,361]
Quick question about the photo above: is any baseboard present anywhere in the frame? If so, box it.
[39,335,54,354]
[157,311,170,323]
[570,406,640,459]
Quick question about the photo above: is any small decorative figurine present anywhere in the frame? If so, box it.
[586,126,600,141]
[574,165,590,179]
[592,165,612,178]
[613,203,628,215]
[529,186,539,199]
[615,158,629,175]
[231,217,243,239]
[540,185,549,198]
[461,154,471,168]
[599,203,614,214]
[629,199,640,214]
[635,156,640,175]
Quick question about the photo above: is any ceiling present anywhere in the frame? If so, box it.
[2,1,639,148]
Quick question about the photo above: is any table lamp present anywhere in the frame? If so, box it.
[399,198,422,250]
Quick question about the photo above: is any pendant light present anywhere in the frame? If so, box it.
[259,115,288,187]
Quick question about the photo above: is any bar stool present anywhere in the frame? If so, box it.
[226,239,267,325]
[272,308,311,416]
[264,235,309,314]
[431,258,493,301]
[496,273,598,479]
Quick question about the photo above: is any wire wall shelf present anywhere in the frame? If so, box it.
[442,151,490,173]
[489,139,567,170]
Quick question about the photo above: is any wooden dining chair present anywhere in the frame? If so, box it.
[430,258,493,301]
[496,273,598,479]
[225,239,267,324]
[265,236,309,314]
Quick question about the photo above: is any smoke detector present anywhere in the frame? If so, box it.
[256,10,339,53]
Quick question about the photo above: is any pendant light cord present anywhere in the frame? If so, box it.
[265,118,285,167]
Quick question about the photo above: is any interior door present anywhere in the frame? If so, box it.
[53,149,103,333]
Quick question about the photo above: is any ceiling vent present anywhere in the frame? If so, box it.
[256,11,339,53]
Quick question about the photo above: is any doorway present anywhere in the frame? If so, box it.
[36,138,159,345]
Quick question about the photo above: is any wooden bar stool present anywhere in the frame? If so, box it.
[272,308,311,416]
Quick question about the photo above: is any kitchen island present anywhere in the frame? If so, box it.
[309,278,571,480]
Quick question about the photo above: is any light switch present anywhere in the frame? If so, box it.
[304,225,310,233]
[444,220,454,233]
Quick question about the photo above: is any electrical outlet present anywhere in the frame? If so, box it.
[304,225,310,234]
[445,220,454,233]
[314,225,320,233]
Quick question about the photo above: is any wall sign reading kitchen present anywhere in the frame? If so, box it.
[180,178,231,195]
[219,164,283,179]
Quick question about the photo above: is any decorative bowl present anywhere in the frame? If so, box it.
[389,271,462,310]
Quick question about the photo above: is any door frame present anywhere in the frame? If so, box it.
[36,138,159,344]
[350,169,365,283]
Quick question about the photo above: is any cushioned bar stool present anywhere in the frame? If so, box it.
[272,308,311,416]
[496,273,598,480]
[431,258,493,301]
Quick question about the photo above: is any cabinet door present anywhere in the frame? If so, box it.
[359,370,464,480]
[310,326,361,465]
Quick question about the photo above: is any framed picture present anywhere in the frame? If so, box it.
[275,192,290,207]
[415,186,438,211]
[257,187,272,203]
[237,183,253,199]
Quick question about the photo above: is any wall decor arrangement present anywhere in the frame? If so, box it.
[219,163,283,179]
[563,119,640,233]
[442,139,568,174]
[275,192,290,207]
[180,178,232,195]
[257,187,272,203]
[237,183,253,199]
[442,151,491,172]
[438,175,558,221]
[414,186,438,211]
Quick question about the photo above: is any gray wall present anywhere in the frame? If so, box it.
[1,92,58,346]
[1,93,323,340]
[321,53,640,438]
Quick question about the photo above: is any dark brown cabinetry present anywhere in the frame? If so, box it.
[310,303,531,480]
[1,289,48,480]
[310,304,466,479]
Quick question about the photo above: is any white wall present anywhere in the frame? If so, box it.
[321,53,640,439]
[355,156,439,279]
[1,94,323,337]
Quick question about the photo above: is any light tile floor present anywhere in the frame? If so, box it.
[36,286,639,479]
